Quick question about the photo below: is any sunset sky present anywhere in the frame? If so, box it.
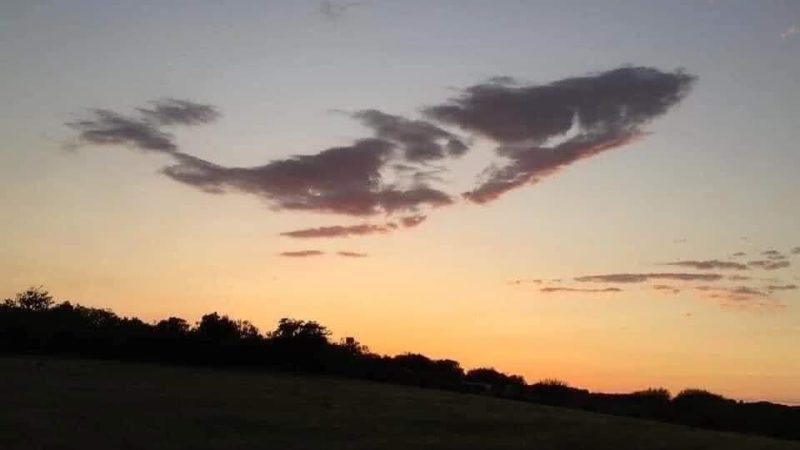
[1,1,799,404]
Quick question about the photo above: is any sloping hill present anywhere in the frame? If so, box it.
[1,357,797,450]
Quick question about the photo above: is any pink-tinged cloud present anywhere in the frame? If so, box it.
[400,214,427,228]
[281,223,397,239]
[540,287,622,293]
[463,131,644,204]
[279,250,325,257]
[575,273,724,283]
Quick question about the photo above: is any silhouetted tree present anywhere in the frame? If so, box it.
[15,286,53,311]
[155,317,191,337]
[196,313,243,343]
[1,287,798,441]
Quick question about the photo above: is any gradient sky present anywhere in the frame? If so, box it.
[2,1,799,404]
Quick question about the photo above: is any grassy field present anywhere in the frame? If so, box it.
[1,357,797,450]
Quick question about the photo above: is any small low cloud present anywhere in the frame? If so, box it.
[748,260,791,271]
[540,286,622,294]
[337,251,368,258]
[575,273,723,283]
[767,284,798,292]
[664,260,748,270]
[281,223,396,239]
[138,98,220,126]
[728,275,751,281]
[508,279,543,285]
[320,0,361,21]
[280,250,325,257]
[731,251,746,258]
[67,99,220,154]
[761,250,786,261]
[652,284,680,294]
[67,110,177,153]
[695,285,784,310]
[400,215,427,228]
[791,246,800,255]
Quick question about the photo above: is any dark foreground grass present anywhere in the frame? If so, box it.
[1,357,797,450]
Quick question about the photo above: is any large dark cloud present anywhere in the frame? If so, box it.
[424,66,695,203]
[575,272,723,283]
[67,67,695,227]
[352,109,468,162]
[664,260,748,270]
[162,139,453,216]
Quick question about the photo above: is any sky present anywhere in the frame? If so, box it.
[1,0,799,404]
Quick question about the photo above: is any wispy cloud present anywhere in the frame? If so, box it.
[281,223,396,239]
[337,251,368,258]
[748,260,791,271]
[320,0,361,21]
[652,284,680,294]
[279,250,325,257]
[695,285,784,310]
[781,25,799,40]
[761,250,786,261]
[575,273,723,283]
[67,99,219,154]
[728,275,751,281]
[767,284,798,292]
[664,260,748,270]
[138,98,220,126]
[540,286,622,294]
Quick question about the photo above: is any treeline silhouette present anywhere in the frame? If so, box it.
[1,287,798,441]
